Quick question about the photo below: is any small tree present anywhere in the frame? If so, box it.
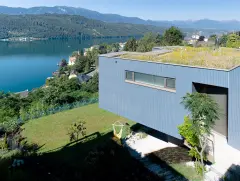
[163,26,184,46]
[68,120,87,142]
[226,33,240,48]
[136,32,157,52]
[179,92,219,177]
[86,48,99,67]
[209,34,217,41]
[124,38,138,52]
[219,34,228,47]
[155,34,164,45]
[0,133,8,150]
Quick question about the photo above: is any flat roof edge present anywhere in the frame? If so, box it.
[99,55,240,72]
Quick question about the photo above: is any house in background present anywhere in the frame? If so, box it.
[15,89,29,98]
[84,45,100,56]
[99,47,240,172]
[68,56,77,66]
[68,50,80,66]
[69,70,78,79]
[69,68,98,83]
[77,74,91,83]
[119,42,126,51]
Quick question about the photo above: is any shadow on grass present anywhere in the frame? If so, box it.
[1,131,169,181]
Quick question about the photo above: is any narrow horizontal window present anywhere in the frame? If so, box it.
[154,76,165,87]
[125,70,176,91]
[135,72,154,85]
[166,78,176,89]
[125,71,133,81]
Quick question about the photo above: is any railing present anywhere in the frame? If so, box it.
[18,98,99,123]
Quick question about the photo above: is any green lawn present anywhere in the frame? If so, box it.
[171,163,203,181]
[1,103,200,181]
[22,103,134,153]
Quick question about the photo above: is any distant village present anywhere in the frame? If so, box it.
[183,31,229,47]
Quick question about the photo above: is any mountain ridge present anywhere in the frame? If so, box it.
[0,6,239,30]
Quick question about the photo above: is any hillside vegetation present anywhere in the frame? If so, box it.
[0,14,165,39]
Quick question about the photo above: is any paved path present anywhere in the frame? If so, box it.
[205,133,240,181]
[124,133,188,181]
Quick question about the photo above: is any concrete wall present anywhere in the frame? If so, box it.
[99,56,240,149]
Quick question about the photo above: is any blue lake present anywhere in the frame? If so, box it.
[0,38,128,92]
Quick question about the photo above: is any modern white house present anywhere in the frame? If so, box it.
[98,47,240,176]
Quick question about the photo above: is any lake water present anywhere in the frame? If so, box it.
[0,38,128,92]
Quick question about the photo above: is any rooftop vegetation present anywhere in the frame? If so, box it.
[120,47,240,70]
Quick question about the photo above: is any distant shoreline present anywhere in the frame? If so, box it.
[0,37,48,42]
[0,35,141,42]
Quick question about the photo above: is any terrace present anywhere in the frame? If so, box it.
[109,47,240,70]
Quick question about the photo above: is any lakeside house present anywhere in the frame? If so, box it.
[77,74,91,83]
[84,45,100,56]
[119,42,126,51]
[69,68,98,83]
[68,51,80,66]
[15,89,29,98]
[69,70,78,79]
[98,46,240,174]
[68,56,77,66]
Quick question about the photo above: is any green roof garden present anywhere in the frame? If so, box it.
[117,47,240,70]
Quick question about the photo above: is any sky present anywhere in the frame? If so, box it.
[0,0,239,21]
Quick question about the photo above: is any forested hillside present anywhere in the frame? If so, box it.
[0,6,239,30]
[0,14,165,39]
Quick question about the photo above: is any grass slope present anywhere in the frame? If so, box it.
[1,103,201,181]
[22,103,134,152]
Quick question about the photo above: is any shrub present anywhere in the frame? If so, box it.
[68,120,87,142]
[178,116,199,147]
[0,119,19,133]
[0,134,8,150]
[69,91,92,101]
[124,38,138,51]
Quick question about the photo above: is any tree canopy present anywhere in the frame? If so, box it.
[136,32,158,52]
[124,27,184,53]
[163,26,183,46]
[219,34,228,47]
[226,33,240,48]
[124,38,138,51]
[181,92,219,134]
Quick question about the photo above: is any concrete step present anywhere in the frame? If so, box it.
[205,171,222,181]
[210,164,225,177]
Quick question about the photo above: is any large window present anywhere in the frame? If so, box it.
[125,71,176,91]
